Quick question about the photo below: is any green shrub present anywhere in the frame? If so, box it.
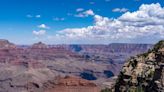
[128,86,144,92]
[136,86,144,92]
[153,40,164,51]
[128,87,136,92]
[101,88,112,92]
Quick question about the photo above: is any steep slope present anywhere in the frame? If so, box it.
[115,40,164,92]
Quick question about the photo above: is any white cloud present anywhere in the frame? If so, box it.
[53,17,65,21]
[76,8,84,12]
[26,14,41,18]
[74,13,86,18]
[26,14,33,18]
[89,2,95,4]
[33,30,46,36]
[84,9,95,15]
[36,15,41,18]
[47,3,164,44]
[38,24,49,29]
[75,9,95,18]
[112,8,128,13]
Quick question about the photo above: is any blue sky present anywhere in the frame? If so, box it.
[0,0,164,44]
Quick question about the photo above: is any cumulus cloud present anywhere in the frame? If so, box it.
[112,8,128,13]
[38,24,49,29]
[26,14,41,18]
[36,15,41,18]
[75,9,95,18]
[26,14,33,18]
[49,3,164,44]
[33,30,46,36]
[84,9,95,15]
[53,17,65,21]
[89,2,95,4]
[76,8,84,12]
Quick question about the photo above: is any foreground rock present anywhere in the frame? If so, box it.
[115,40,164,92]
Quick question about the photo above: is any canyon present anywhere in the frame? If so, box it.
[0,39,152,92]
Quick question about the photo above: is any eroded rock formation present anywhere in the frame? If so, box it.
[0,39,153,92]
[115,40,164,92]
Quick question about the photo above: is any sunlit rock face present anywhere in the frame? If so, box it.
[115,40,164,92]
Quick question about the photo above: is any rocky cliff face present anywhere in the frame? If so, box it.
[115,40,164,92]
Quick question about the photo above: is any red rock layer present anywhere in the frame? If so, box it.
[45,76,100,92]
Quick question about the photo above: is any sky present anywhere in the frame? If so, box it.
[0,0,164,44]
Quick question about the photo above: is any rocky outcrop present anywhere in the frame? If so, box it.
[115,40,164,92]
[31,42,48,48]
[0,39,16,49]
